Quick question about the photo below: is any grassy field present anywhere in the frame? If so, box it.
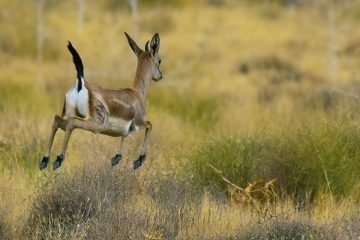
[1,0,360,239]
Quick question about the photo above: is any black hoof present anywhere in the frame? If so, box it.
[39,156,49,170]
[111,154,122,167]
[53,154,65,170]
[133,154,146,170]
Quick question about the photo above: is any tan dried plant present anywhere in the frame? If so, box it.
[144,231,166,240]
[207,164,277,215]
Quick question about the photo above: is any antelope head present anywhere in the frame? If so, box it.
[125,32,162,82]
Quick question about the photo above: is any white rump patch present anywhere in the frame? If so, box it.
[64,78,90,118]
[64,87,77,117]
[76,87,89,117]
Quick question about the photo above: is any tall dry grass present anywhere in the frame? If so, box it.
[1,0,360,239]
[15,163,360,239]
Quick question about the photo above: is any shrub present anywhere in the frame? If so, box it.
[24,163,195,239]
[185,119,360,201]
[25,164,138,239]
[0,211,8,240]
[243,219,333,240]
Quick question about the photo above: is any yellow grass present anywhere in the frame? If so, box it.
[1,0,360,239]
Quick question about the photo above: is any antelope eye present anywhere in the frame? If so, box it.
[159,60,162,64]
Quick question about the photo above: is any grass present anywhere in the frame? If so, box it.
[26,164,138,239]
[1,0,360,239]
[18,162,360,239]
[186,117,360,201]
[148,88,222,130]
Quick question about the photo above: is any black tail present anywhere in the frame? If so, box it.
[67,41,84,91]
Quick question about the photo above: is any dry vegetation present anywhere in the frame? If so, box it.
[1,0,360,239]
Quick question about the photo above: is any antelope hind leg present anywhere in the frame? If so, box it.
[39,115,68,170]
[52,117,116,170]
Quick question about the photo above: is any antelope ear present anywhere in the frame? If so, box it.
[149,33,160,56]
[145,41,150,52]
[124,32,142,57]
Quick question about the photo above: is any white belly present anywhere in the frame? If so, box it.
[109,117,132,130]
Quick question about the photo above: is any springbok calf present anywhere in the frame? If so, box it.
[39,32,162,170]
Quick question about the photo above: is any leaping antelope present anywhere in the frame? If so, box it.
[39,32,162,170]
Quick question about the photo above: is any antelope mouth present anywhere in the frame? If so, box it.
[153,76,162,82]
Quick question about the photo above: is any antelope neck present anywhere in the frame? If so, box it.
[133,56,152,99]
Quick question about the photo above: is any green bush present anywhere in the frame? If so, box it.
[185,119,360,200]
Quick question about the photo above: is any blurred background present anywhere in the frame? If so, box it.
[1,0,360,239]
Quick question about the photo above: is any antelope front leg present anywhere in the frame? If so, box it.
[111,136,125,167]
[39,115,67,170]
[134,121,152,170]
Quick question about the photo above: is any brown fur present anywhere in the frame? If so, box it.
[85,81,145,127]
